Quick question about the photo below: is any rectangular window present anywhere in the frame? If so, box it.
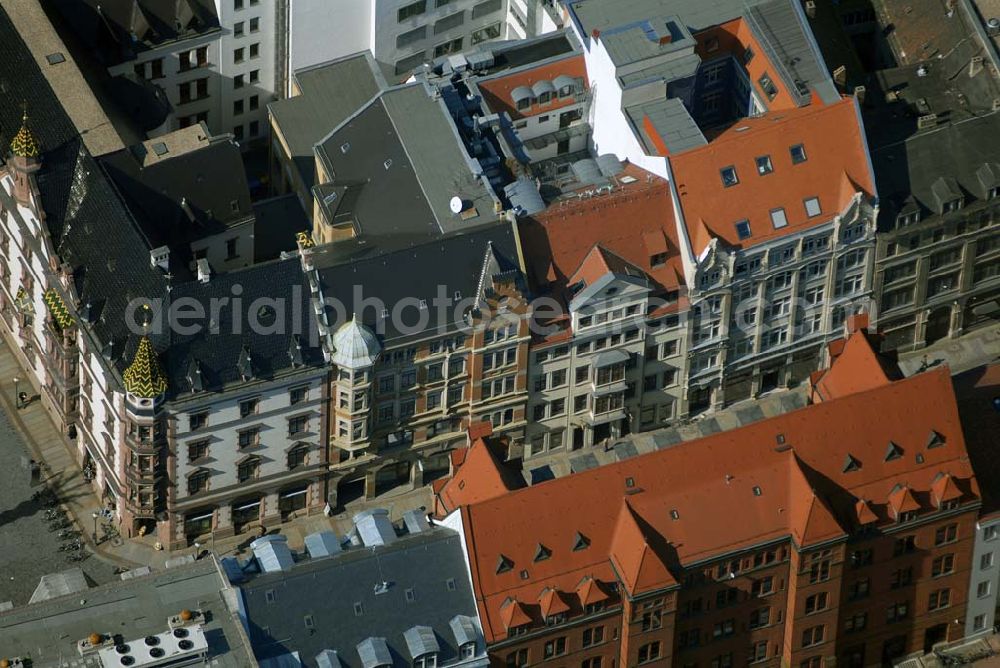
[471,22,502,44]
[755,155,773,175]
[434,37,463,57]
[187,439,209,462]
[928,588,951,611]
[720,166,739,187]
[982,552,994,569]
[249,69,260,84]
[398,0,427,21]
[249,17,259,32]
[735,219,751,240]
[932,554,955,577]
[801,625,824,648]
[239,397,259,417]
[758,72,778,99]
[237,428,259,449]
[804,197,821,217]
[249,43,259,59]
[935,524,958,546]
[234,47,245,63]
[770,208,788,229]
[790,144,807,163]
[189,411,208,431]
[978,580,991,598]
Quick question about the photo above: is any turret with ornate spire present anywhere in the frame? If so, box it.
[123,336,169,400]
[9,108,41,205]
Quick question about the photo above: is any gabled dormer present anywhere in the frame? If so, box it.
[975,162,1000,201]
[895,195,921,228]
[931,176,963,215]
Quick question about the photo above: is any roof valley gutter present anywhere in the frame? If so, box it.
[851,95,879,201]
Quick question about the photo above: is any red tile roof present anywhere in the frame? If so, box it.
[518,166,685,304]
[459,366,975,642]
[811,327,901,402]
[434,438,526,516]
[477,54,588,121]
[669,97,873,255]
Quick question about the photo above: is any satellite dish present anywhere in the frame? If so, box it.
[449,196,465,214]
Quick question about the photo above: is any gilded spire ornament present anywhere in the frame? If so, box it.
[10,109,40,159]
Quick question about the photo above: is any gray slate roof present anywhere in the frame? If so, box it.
[241,528,481,668]
[100,137,253,261]
[311,222,521,344]
[163,257,324,396]
[313,83,499,247]
[0,5,168,361]
[0,559,254,667]
[46,0,219,65]
[270,52,385,191]
[626,97,707,154]
[871,112,1000,224]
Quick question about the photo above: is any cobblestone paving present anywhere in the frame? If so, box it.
[0,407,117,607]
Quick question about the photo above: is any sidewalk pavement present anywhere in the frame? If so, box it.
[897,324,1000,376]
[0,339,432,570]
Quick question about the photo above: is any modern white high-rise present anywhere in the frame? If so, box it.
[284,0,564,93]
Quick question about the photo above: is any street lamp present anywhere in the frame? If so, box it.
[13,376,19,409]
[193,542,201,560]
[91,511,98,544]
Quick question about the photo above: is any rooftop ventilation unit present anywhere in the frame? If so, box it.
[78,632,115,656]
[917,113,938,129]
[96,625,208,667]
[403,509,431,534]
[353,509,397,547]
[167,609,203,629]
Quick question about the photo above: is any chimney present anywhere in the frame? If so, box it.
[805,0,816,18]
[970,56,984,78]
[833,65,847,87]
[180,196,196,223]
[853,85,866,105]
[150,245,170,272]
[196,258,210,283]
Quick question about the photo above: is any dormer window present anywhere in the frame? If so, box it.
[943,198,962,213]
[743,46,754,64]
[459,643,476,659]
[650,252,668,267]
[413,654,437,668]
[720,166,739,187]
[755,156,773,175]
[990,187,999,199]
[769,208,788,229]
[735,220,752,240]
[758,73,778,100]
[896,211,920,228]
[516,97,531,111]
[804,197,822,218]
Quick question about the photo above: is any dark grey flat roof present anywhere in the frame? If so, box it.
[253,193,312,262]
[241,528,480,668]
[0,559,254,667]
[626,97,707,155]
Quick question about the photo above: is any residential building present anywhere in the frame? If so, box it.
[517,167,689,455]
[444,327,981,668]
[668,98,878,411]
[0,10,329,549]
[162,260,329,549]
[0,558,256,666]
[100,125,257,274]
[283,0,565,90]
[268,31,578,233]
[808,0,1000,350]
[45,0,278,145]
[298,223,531,506]
[237,512,489,668]
[955,363,1000,638]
